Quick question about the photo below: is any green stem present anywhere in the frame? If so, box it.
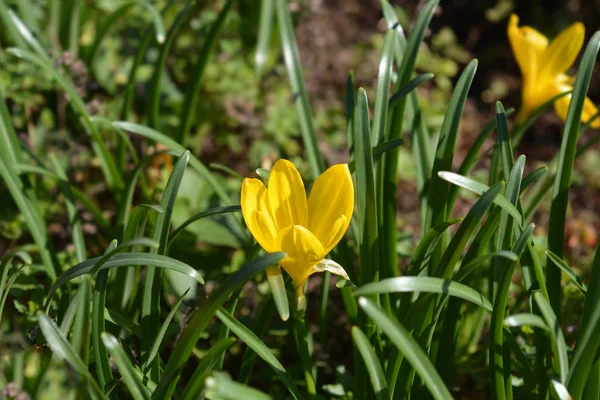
[293,318,316,397]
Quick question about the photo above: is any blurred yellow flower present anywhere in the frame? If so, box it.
[508,14,600,127]
[241,159,353,314]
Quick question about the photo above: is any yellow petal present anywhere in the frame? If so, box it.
[554,87,600,128]
[268,159,308,230]
[307,164,354,254]
[276,225,325,287]
[507,14,548,80]
[540,22,584,79]
[241,178,278,252]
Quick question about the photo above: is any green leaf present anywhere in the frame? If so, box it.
[147,4,190,128]
[102,332,151,400]
[255,0,274,76]
[355,277,493,312]
[204,372,273,400]
[169,205,242,247]
[358,297,453,400]
[545,251,587,294]
[388,73,435,109]
[182,338,236,400]
[90,238,159,276]
[177,0,234,144]
[46,253,203,305]
[424,59,478,231]
[141,289,189,371]
[504,313,549,331]
[438,171,522,226]
[153,252,285,399]
[37,312,106,399]
[489,224,534,400]
[372,30,396,146]
[407,218,462,276]
[434,182,504,279]
[534,292,569,383]
[215,308,301,399]
[275,0,324,177]
[7,47,123,190]
[568,242,600,398]
[84,0,166,64]
[547,31,600,313]
[353,88,380,286]
[352,326,389,400]
[112,122,233,207]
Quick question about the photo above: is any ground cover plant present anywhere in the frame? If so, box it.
[2,0,600,399]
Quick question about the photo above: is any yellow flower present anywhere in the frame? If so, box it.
[241,159,354,315]
[508,14,600,127]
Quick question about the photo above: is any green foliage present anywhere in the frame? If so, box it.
[2,1,600,399]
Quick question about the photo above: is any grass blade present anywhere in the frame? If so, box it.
[255,0,274,76]
[102,332,151,400]
[8,47,123,190]
[182,337,236,400]
[45,253,203,305]
[204,372,272,400]
[169,205,241,247]
[534,292,569,383]
[372,30,396,146]
[153,252,285,399]
[37,311,106,399]
[275,0,325,177]
[545,251,587,294]
[352,326,389,400]
[355,277,493,312]
[177,0,235,144]
[141,289,189,371]
[358,297,453,400]
[504,313,549,331]
[438,171,522,225]
[388,73,435,109]
[547,31,600,313]
[216,308,301,399]
[424,59,478,231]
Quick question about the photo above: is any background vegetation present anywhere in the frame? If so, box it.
[2,0,600,399]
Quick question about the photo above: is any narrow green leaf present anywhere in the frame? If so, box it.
[204,372,272,400]
[46,253,203,305]
[424,59,478,231]
[489,224,534,399]
[388,73,434,109]
[169,205,242,246]
[435,182,504,279]
[182,338,236,400]
[568,242,600,398]
[37,312,106,399]
[355,277,493,312]
[275,0,325,177]
[354,88,379,286]
[372,30,396,146]
[216,308,301,399]
[90,238,159,276]
[112,122,233,206]
[534,292,569,383]
[177,0,235,145]
[84,0,166,64]
[141,289,189,371]
[438,171,522,225]
[406,218,462,276]
[101,332,151,400]
[352,326,389,400]
[504,313,549,331]
[548,31,600,313]
[358,297,453,400]
[255,0,274,76]
[7,47,123,190]
[545,251,587,294]
[153,252,285,399]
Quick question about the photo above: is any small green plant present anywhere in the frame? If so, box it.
[1,1,600,399]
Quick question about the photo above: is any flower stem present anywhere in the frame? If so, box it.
[293,318,316,397]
